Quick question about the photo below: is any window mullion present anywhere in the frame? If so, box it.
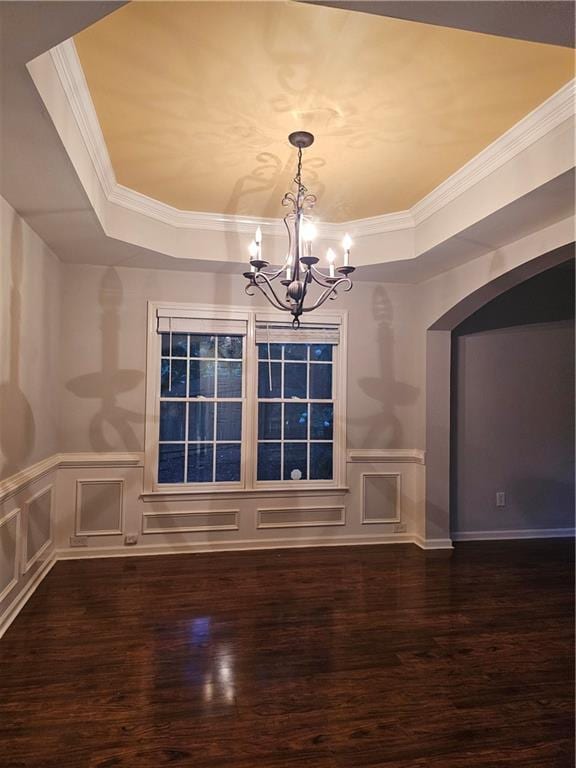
[212,350,218,482]
[280,349,285,481]
[242,323,255,489]
[306,349,311,480]
[183,337,190,483]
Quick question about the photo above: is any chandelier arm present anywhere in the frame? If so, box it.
[254,217,295,282]
[300,193,317,212]
[300,278,353,313]
[284,213,295,274]
[252,272,292,311]
[307,264,337,288]
[258,264,288,282]
[252,281,291,313]
[282,193,298,214]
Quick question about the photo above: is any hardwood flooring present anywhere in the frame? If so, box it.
[1,540,574,767]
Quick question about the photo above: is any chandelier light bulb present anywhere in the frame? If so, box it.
[326,248,336,278]
[248,240,258,272]
[255,226,262,245]
[342,233,352,267]
[302,221,317,242]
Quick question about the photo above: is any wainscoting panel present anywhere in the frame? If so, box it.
[346,449,426,540]
[24,486,53,572]
[0,510,20,603]
[0,456,59,639]
[0,450,438,635]
[257,506,346,529]
[76,479,124,536]
[143,510,239,534]
[362,473,401,524]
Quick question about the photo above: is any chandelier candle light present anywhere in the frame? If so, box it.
[243,131,355,328]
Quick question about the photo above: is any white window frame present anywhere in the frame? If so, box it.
[144,302,348,496]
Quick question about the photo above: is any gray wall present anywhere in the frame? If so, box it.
[452,261,575,535]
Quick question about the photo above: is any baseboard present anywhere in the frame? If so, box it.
[413,535,454,550]
[56,533,418,560]
[0,554,57,640]
[452,528,575,542]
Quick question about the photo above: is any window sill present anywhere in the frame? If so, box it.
[140,486,350,502]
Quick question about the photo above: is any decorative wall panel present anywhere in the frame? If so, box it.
[76,479,123,535]
[362,473,401,524]
[143,510,239,533]
[24,487,53,570]
[257,506,345,529]
[0,510,20,602]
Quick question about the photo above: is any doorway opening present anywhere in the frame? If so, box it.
[450,259,574,540]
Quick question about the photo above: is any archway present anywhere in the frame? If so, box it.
[425,243,574,544]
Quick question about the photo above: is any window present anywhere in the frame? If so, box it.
[145,305,346,493]
[158,332,244,484]
[257,343,334,481]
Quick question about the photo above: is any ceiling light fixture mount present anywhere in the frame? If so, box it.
[244,131,355,328]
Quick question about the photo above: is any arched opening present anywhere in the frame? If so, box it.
[451,259,574,538]
[425,243,574,544]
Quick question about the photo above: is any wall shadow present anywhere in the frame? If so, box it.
[348,285,419,447]
[0,215,35,480]
[65,267,144,452]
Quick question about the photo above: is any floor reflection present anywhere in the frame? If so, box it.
[186,618,236,707]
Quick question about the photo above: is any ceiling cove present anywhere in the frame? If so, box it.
[46,38,575,241]
[72,1,574,222]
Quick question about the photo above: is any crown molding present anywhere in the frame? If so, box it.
[50,39,116,198]
[50,39,575,240]
[412,78,576,225]
[108,182,415,237]
[108,183,289,236]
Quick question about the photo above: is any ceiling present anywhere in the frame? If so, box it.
[0,1,573,284]
[74,1,574,222]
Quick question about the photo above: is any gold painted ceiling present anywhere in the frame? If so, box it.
[74,1,574,222]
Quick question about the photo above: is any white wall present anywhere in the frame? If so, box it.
[0,196,59,635]
[0,195,61,480]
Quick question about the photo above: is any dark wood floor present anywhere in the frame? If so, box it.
[1,540,574,768]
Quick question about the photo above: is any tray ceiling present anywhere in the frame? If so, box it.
[74,1,574,222]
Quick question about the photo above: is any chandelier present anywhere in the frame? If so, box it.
[243,131,355,328]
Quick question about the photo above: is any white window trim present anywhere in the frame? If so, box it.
[144,301,348,496]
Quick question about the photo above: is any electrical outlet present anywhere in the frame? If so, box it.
[496,491,506,507]
[124,534,138,546]
[394,523,407,533]
[70,535,88,548]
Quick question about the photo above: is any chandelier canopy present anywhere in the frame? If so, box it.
[243,131,355,328]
